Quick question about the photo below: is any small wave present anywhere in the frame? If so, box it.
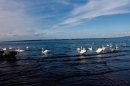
[15,50,130,61]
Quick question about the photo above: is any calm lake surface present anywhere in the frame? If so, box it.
[0,37,130,86]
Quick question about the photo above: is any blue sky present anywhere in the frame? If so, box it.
[0,0,130,41]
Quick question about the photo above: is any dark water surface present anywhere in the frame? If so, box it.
[0,37,130,86]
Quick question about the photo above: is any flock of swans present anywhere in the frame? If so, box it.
[0,42,127,56]
[77,43,127,55]
[0,46,27,53]
[0,46,50,55]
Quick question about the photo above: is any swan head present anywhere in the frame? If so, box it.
[26,46,29,49]
[42,48,44,52]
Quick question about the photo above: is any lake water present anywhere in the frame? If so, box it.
[0,37,130,86]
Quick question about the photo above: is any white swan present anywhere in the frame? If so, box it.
[26,46,29,49]
[9,46,12,50]
[96,48,103,54]
[107,44,109,47]
[88,46,92,51]
[116,44,119,49]
[123,43,126,46]
[42,48,50,54]
[2,48,6,50]
[77,46,83,51]
[15,47,24,53]
[79,48,86,55]
[110,44,112,48]
[111,48,116,52]
[88,42,94,51]
[76,48,81,51]
[102,45,106,51]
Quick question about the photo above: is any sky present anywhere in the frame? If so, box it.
[0,0,130,41]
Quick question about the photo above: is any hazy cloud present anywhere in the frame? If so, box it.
[62,0,130,24]
[0,0,130,40]
[55,0,69,5]
[0,0,35,38]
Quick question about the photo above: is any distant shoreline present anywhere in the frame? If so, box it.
[1,36,130,42]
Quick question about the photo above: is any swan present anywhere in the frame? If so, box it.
[102,45,106,51]
[107,44,109,47]
[96,48,103,54]
[76,48,81,51]
[111,48,116,52]
[79,48,86,55]
[110,44,112,48]
[88,42,94,51]
[123,43,126,46]
[9,46,12,50]
[42,48,50,54]
[2,48,6,50]
[77,46,83,51]
[88,46,92,51]
[26,46,29,49]
[116,44,119,49]
[15,47,24,53]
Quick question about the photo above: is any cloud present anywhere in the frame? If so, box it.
[114,32,130,35]
[0,0,73,39]
[62,0,130,25]
[55,0,69,5]
[0,0,54,41]
[0,0,35,38]
[0,0,129,40]
[51,25,60,29]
